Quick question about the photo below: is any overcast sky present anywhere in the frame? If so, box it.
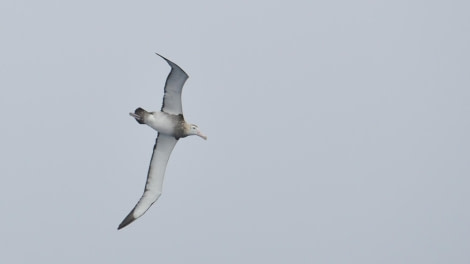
[1,0,469,263]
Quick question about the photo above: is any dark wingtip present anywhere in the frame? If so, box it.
[154,52,168,61]
[154,52,173,66]
[154,52,189,77]
[117,210,137,230]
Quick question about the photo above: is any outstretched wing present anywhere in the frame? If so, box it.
[118,134,178,230]
[156,53,189,115]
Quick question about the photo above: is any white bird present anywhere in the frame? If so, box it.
[118,53,206,230]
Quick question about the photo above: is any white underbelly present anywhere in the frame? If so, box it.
[146,112,176,135]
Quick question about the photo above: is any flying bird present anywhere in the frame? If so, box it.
[118,53,207,230]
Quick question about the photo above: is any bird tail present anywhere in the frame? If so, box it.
[131,107,149,124]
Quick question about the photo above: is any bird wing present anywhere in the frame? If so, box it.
[156,53,189,116]
[118,134,178,229]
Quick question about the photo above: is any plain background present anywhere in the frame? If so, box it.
[1,0,469,263]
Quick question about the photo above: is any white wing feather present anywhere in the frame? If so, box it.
[118,134,178,229]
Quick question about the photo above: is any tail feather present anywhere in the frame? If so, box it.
[133,107,148,124]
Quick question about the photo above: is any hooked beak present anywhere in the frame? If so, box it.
[197,131,208,140]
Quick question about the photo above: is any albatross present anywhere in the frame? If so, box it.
[118,53,206,230]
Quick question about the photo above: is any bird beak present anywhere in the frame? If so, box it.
[197,131,207,140]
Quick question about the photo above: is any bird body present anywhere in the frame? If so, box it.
[131,108,185,137]
[118,53,206,230]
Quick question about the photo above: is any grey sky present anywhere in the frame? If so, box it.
[1,0,469,263]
